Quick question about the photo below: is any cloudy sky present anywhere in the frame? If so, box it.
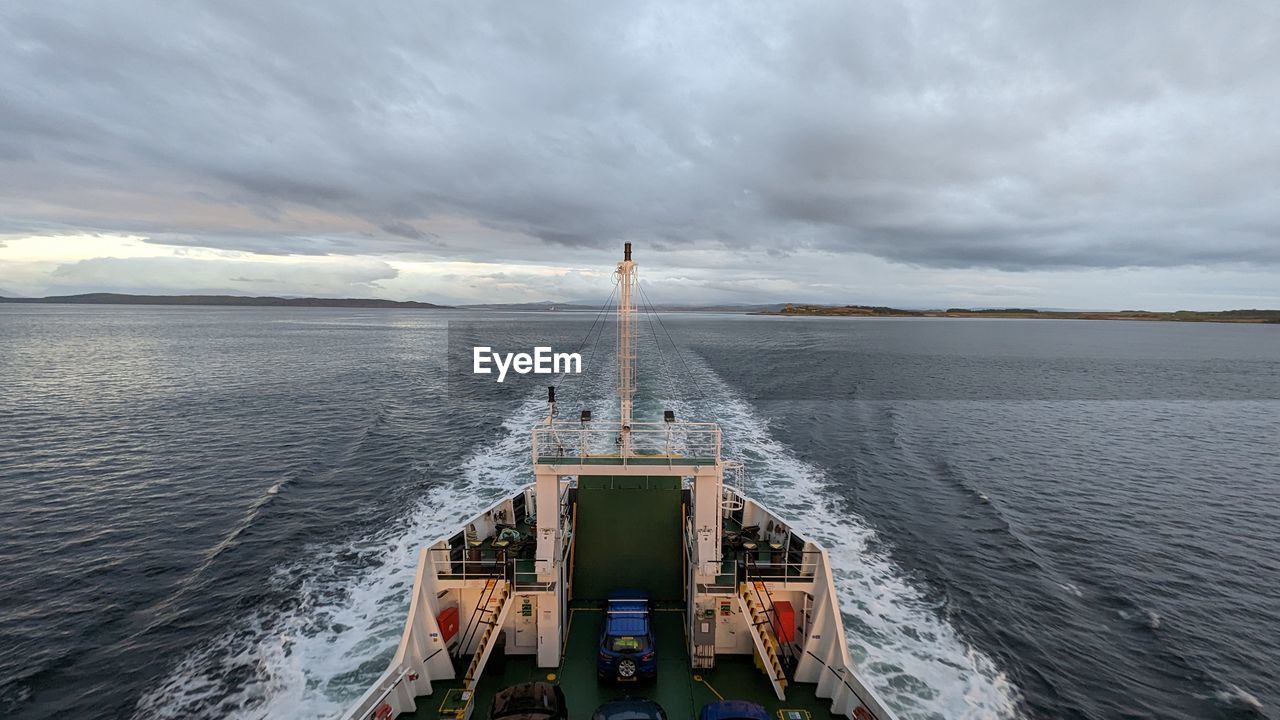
[1,0,1278,309]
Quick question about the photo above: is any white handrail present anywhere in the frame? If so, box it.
[532,421,721,463]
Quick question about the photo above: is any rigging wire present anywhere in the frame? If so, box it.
[548,273,705,418]
[551,280,618,407]
[637,282,703,400]
[574,282,619,358]
[637,284,679,405]
[576,283,617,387]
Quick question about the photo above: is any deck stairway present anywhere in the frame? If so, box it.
[738,582,788,701]
[460,580,514,698]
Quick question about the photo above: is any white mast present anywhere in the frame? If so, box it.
[616,242,637,453]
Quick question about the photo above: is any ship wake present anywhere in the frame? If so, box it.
[666,361,1024,720]
[138,338,1021,720]
[133,394,560,719]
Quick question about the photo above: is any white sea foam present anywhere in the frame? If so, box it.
[667,362,1022,720]
[135,396,552,719]
[1213,684,1264,711]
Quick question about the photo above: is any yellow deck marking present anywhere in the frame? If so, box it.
[560,607,601,664]
[695,674,725,700]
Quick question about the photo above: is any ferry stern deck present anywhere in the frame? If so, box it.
[403,602,840,720]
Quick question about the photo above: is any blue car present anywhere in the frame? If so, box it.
[698,701,771,720]
[597,591,656,682]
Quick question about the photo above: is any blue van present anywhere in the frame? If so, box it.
[596,591,657,682]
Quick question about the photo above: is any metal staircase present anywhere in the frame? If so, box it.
[738,582,788,700]
[751,573,799,673]
[455,577,499,656]
[459,580,514,692]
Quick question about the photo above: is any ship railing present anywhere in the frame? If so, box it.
[685,517,738,594]
[721,489,824,583]
[740,548,822,583]
[532,420,721,466]
[509,524,572,592]
[428,526,572,589]
[429,545,512,582]
[693,550,822,592]
[721,461,746,511]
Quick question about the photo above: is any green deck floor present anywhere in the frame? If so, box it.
[403,606,837,720]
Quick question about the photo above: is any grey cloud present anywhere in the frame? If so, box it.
[380,222,430,241]
[44,255,399,297]
[0,0,1278,273]
[142,234,366,257]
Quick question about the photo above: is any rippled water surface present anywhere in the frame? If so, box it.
[1,306,1277,720]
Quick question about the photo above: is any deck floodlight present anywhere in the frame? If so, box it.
[580,409,592,423]
[664,409,675,423]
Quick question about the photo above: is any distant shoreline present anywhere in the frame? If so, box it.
[0,294,778,313]
[4,295,1277,323]
[758,304,1280,324]
[0,293,454,310]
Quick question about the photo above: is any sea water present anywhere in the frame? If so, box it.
[1,306,1276,719]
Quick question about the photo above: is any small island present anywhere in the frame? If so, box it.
[760,303,1280,324]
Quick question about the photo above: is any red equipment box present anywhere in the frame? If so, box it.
[437,606,459,643]
[773,600,795,642]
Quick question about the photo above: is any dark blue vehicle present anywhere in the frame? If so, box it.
[596,591,656,682]
[697,701,771,720]
[489,682,568,720]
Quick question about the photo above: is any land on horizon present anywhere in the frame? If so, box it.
[0,293,453,310]
[763,303,1280,324]
[0,293,785,313]
[3,294,1278,323]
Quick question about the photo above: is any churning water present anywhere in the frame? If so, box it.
[1,306,1276,719]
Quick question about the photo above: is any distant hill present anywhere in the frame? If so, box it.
[655,303,786,313]
[0,293,453,309]
[0,288,18,298]
[460,300,786,313]
[459,301,599,311]
[761,303,1280,324]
